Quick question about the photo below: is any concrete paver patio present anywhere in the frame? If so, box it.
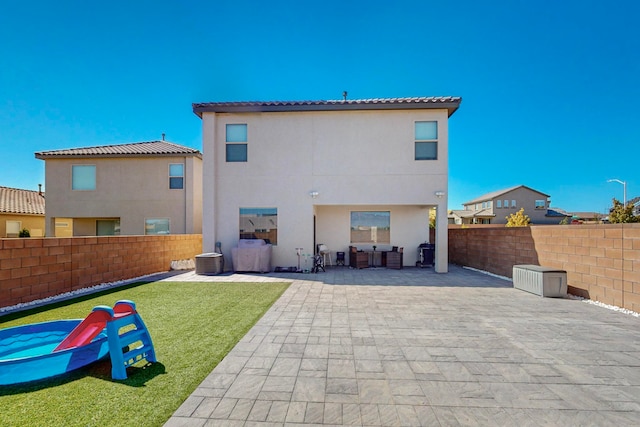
[163,265,640,426]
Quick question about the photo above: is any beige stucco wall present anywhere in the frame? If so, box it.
[43,156,202,236]
[202,108,450,271]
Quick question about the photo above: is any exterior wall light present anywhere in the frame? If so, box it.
[309,191,319,198]
[435,191,445,198]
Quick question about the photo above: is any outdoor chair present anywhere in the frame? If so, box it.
[317,244,332,266]
[349,246,368,269]
[312,253,325,273]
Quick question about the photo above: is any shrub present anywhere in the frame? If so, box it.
[505,208,531,227]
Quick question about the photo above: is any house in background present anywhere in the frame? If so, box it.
[570,211,604,223]
[193,96,461,273]
[0,186,45,237]
[630,196,640,217]
[35,141,202,237]
[545,207,573,223]
[449,185,559,225]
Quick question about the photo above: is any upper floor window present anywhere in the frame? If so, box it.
[414,121,438,160]
[169,164,184,189]
[535,200,546,209]
[512,200,516,208]
[497,200,502,208]
[503,199,509,208]
[72,165,96,190]
[226,124,248,162]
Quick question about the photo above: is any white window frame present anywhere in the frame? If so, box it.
[169,163,184,189]
[226,124,248,162]
[414,121,438,160]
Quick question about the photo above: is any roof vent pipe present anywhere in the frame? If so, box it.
[38,184,43,197]
[162,133,165,141]
[342,91,347,101]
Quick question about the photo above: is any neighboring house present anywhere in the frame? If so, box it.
[546,207,573,223]
[570,212,603,223]
[192,96,461,273]
[0,186,45,237]
[35,141,202,237]
[630,196,640,216]
[450,185,557,225]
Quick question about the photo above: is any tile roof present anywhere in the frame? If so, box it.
[193,96,462,117]
[463,185,550,205]
[35,141,202,159]
[0,186,45,215]
[546,207,571,217]
[449,209,495,218]
[570,212,603,220]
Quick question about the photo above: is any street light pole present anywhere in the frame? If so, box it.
[607,179,627,206]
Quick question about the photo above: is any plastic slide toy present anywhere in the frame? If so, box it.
[0,300,155,385]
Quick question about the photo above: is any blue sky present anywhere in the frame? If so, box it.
[1,0,638,213]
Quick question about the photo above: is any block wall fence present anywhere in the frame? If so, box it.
[3,228,639,313]
[448,224,640,313]
[0,235,202,309]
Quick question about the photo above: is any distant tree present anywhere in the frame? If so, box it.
[429,208,436,229]
[18,228,30,237]
[505,208,531,227]
[609,198,639,223]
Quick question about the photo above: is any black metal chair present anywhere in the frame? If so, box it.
[312,253,325,273]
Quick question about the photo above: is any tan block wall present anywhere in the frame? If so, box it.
[449,224,640,312]
[0,234,202,308]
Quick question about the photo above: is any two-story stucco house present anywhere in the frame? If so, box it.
[0,186,46,237]
[449,185,555,225]
[35,141,202,237]
[192,97,461,273]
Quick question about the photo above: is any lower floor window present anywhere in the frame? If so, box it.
[350,211,390,244]
[145,218,170,235]
[97,219,120,236]
[240,207,277,244]
[5,220,21,238]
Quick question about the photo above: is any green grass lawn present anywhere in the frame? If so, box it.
[0,280,289,427]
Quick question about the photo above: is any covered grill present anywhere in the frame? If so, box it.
[417,243,435,268]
